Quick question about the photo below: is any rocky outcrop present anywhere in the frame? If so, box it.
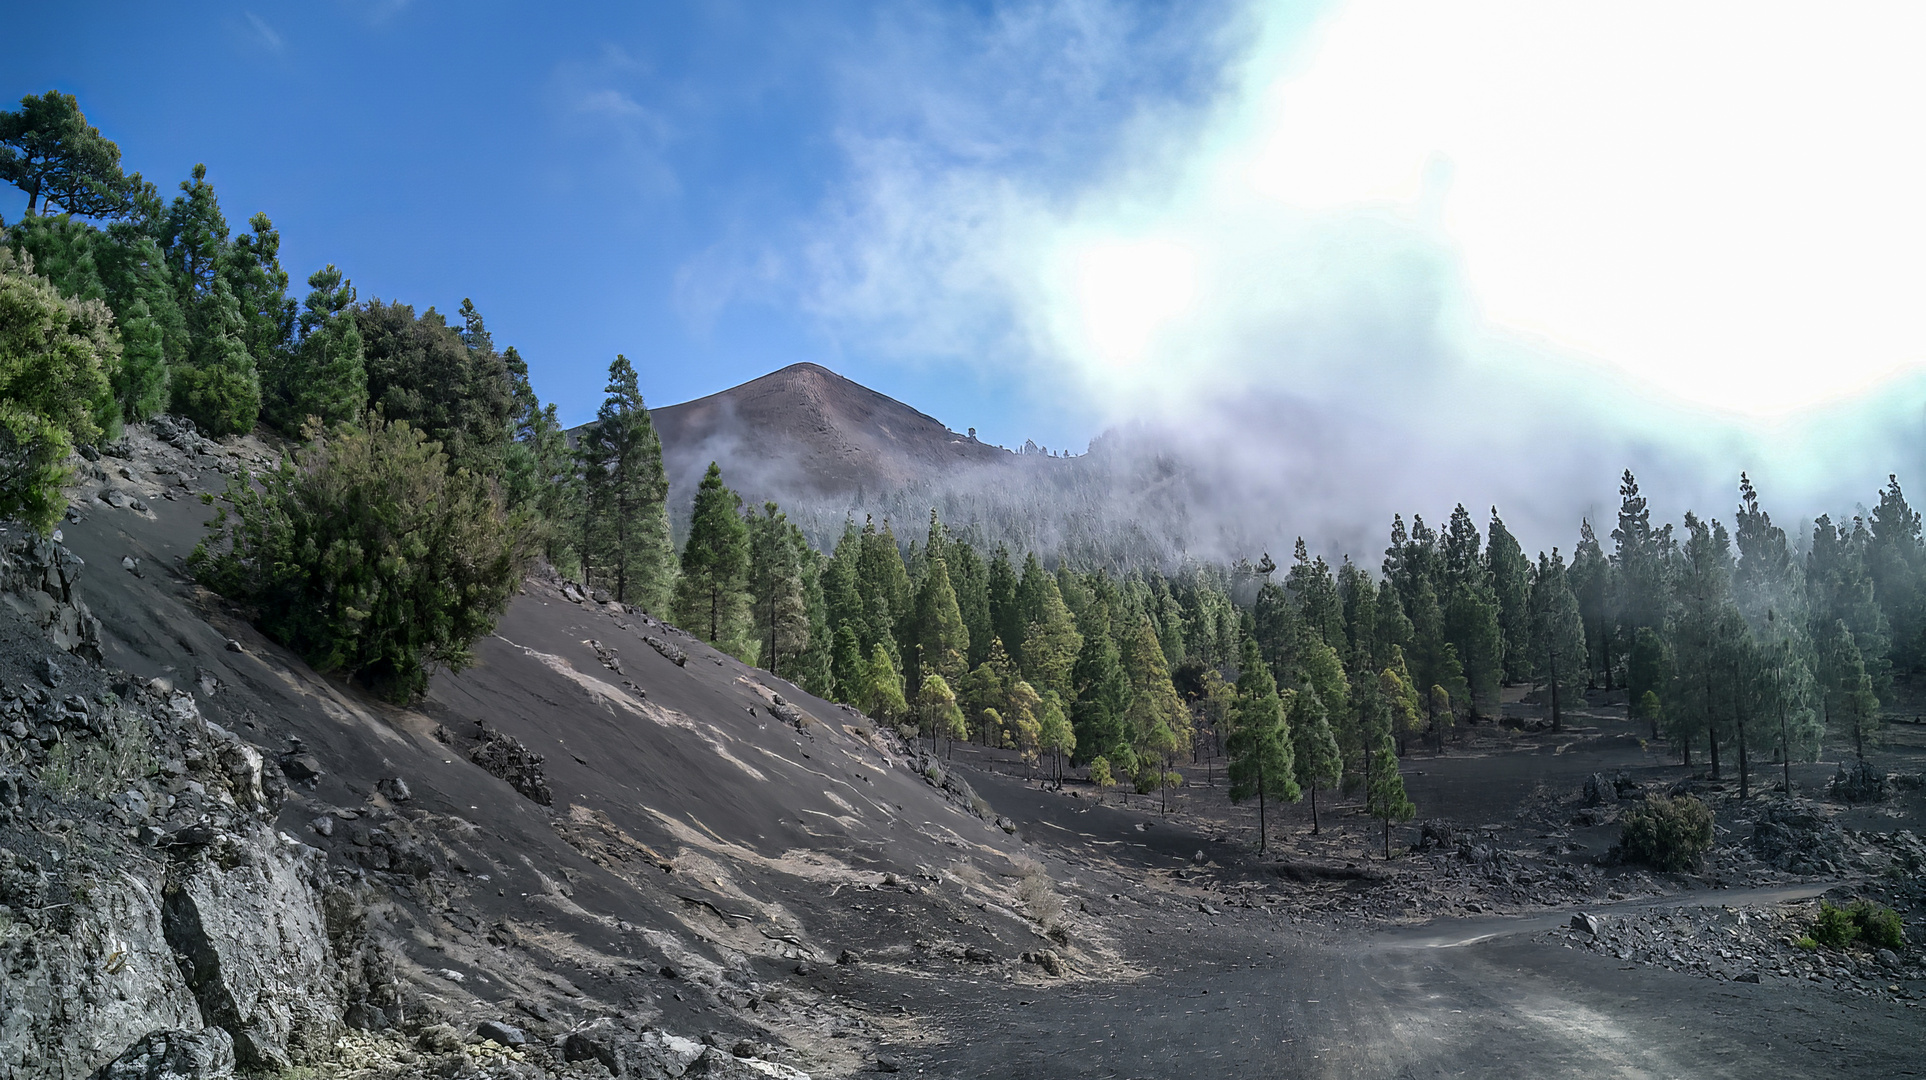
[87,1028,234,1080]
[0,532,103,661]
[469,733,553,806]
[0,857,206,1076]
[161,827,339,1070]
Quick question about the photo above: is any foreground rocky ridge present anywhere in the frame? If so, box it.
[2,423,1100,1078]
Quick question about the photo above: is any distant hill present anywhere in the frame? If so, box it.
[648,361,1015,511]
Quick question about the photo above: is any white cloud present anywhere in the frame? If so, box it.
[794,0,1926,551]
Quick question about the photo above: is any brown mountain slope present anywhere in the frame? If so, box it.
[649,362,1012,505]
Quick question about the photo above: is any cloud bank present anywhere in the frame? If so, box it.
[766,1,1926,559]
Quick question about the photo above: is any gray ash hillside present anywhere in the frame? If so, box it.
[0,423,1094,1079]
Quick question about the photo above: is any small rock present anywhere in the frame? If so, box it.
[476,1020,527,1046]
[375,776,412,802]
[121,555,140,574]
[1571,912,1603,936]
[1192,850,1208,864]
[311,816,335,838]
[416,1024,463,1052]
[659,964,680,978]
[33,656,61,688]
[1878,948,1901,968]
[793,962,813,976]
[279,753,323,784]
[1734,971,1761,983]
[875,1055,903,1073]
[838,949,862,966]
[225,638,243,652]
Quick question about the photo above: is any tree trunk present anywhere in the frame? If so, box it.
[1779,690,1793,795]
[1382,818,1391,859]
[1257,767,1267,854]
[1734,659,1749,801]
[1309,784,1320,835]
[1549,649,1562,733]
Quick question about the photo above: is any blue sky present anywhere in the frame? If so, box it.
[15,2,1926,552]
[8,1,1242,450]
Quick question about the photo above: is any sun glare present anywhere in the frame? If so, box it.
[1071,238,1200,375]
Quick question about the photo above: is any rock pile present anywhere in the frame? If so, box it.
[470,732,554,806]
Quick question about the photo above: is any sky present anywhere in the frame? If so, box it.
[13,1,1926,554]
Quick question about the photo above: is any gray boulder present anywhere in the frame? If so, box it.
[89,1029,235,1080]
[162,828,339,1070]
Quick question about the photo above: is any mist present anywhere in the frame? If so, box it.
[669,0,1925,566]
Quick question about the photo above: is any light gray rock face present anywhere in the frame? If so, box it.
[162,828,340,1070]
[88,1028,235,1080]
[0,865,206,1077]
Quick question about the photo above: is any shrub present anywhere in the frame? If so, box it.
[189,417,536,702]
[1016,865,1063,925]
[1848,899,1906,950]
[1616,794,1714,870]
[0,249,118,531]
[1088,756,1114,787]
[1812,901,1859,948]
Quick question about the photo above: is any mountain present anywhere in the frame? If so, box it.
[649,362,1014,510]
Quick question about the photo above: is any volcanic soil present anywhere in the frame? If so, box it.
[31,422,1926,1078]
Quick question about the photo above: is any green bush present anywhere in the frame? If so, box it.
[1616,794,1715,871]
[1812,901,1860,948]
[190,417,536,702]
[1088,756,1114,787]
[1849,899,1906,950]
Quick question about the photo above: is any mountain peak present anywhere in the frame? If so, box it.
[651,362,1009,506]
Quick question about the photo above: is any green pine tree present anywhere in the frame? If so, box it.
[1225,638,1299,852]
[1289,685,1342,834]
[1487,508,1533,683]
[169,277,259,435]
[1365,736,1416,858]
[578,355,676,612]
[267,264,365,432]
[673,462,752,655]
[912,544,971,688]
[1528,548,1589,732]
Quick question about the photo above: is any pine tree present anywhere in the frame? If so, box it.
[672,462,751,654]
[747,502,810,674]
[1528,549,1588,732]
[268,264,365,432]
[1816,618,1879,760]
[1365,736,1416,858]
[915,673,968,755]
[1225,638,1299,853]
[1123,614,1190,811]
[1069,617,1132,775]
[169,277,260,435]
[1020,571,1082,704]
[114,293,168,423]
[1441,504,1504,712]
[578,355,675,612]
[1288,685,1342,834]
[1568,520,1616,689]
[861,642,909,724]
[912,547,970,688]
[857,518,912,656]
[1669,512,1737,774]
[1286,538,1345,649]
[1037,691,1075,788]
[1487,508,1533,683]
[1005,679,1044,772]
[831,623,866,704]
[987,547,1021,663]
